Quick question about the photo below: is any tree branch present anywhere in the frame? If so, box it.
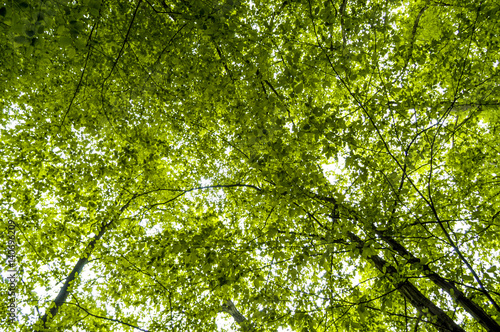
[220,299,256,331]
[67,302,149,332]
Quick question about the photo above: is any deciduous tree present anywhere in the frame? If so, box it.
[1,0,499,331]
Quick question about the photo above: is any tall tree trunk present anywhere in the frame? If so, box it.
[374,228,500,331]
[35,196,136,331]
[348,232,465,332]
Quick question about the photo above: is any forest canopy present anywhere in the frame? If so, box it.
[1,0,500,331]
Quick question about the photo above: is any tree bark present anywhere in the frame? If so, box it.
[221,299,256,331]
[375,229,500,331]
[35,196,136,331]
[348,232,466,332]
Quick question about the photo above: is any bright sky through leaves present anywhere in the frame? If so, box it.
[1,0,500,331]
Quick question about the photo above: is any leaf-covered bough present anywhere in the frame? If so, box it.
[1,0,499,331]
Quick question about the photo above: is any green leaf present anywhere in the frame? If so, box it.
[59,36,73,46]
[13,36,30,44]
[487,266,497,273]
[294,82,304,94]
[2,2,499,331]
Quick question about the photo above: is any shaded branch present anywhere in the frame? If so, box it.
[398,1,430,78]
[60,14,100,129]
[214,43,235,82]
[102,0,143,87]
[339,0,348,47]
[149,184,262,209]
[67,302,149,332]
[263,80,292,120]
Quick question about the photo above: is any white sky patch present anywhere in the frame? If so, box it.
[200,177,212,186]
[216,314,237,331]
[321,155,346,184]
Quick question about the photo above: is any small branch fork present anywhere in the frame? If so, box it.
[220,299,256,331]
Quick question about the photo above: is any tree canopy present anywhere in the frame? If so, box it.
[1,0,499,331]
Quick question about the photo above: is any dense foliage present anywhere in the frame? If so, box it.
[1,0,499,331]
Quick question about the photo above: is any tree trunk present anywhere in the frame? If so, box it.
[348,232,466,332]
[35,196,136,331]
[375,229,500,331]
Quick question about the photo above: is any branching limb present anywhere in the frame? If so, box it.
[148,184,262,209]
[214,43,235,82]
[220,299,256,331]
[67,302,150,332]
[398,0,430,80]
[60,14,100,129]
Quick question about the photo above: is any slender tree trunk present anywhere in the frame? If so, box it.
[35,196,136,331]
[37,227,107,330]
[348,232,466,332]
[374,229,500,331]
